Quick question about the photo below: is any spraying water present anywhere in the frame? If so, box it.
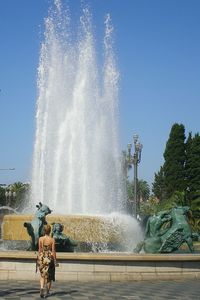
[31,1,125,215]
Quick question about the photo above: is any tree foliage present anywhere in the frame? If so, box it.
[152,166,166,202]
[140,196,160,216]
[0,186,6,206]
[126,179,150,215]
[151,123,200,227]
[140,191,186,217]
[3,182,30,211]
[185,133,200,203]
[163,123,186,198]
[126,179,150,203]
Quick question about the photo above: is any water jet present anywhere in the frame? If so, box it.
[26,0,141,252]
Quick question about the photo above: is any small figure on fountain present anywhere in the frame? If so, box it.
[51,223,78,252]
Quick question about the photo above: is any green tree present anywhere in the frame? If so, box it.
[127,179,150,202]
[152,166,166,201]
[159,191,186,211]
[0,186,6,206]
[6,182,30,210]
[140,196,160,216]
[190,195,200,218]
[137,180,150,203]
[185,133,200,203]
[163,123,186,198]
[126,179,150,214]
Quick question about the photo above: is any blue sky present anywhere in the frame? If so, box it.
[0,0,200,187]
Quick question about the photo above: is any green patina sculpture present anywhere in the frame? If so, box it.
[23,203,77,252]
[24,202,52,250]
[51,223,78,252]
[134,206,194,253]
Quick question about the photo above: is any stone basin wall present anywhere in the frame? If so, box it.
[0,252,200,282]
[1,215,130,244]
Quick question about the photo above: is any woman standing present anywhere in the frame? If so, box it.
[38,224,57,298]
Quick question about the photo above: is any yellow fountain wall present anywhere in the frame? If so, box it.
[2,214,123,243]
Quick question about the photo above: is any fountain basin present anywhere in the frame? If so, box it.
[1,214,141,251]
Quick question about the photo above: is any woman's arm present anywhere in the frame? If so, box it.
[38,237,43,252]
[52,238,57,261]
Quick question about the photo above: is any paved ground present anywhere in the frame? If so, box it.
[0,279,199,299]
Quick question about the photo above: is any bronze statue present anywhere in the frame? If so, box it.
[134,206,194,253]
[51,223,78,252]
[24,202,52,250]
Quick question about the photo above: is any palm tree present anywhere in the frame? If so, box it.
[137,180,150,203]
[126,179,150,215]
[6,182,30,209]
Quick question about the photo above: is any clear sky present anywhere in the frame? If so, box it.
[0,0,200,187]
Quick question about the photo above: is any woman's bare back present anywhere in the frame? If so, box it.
[39,236,56,260]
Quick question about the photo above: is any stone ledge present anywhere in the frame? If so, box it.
[0,252,200,282]
[0,251,200,261]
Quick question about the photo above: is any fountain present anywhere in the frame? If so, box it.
[28,0,143,251]
[2,0,142,252]
[1,0,200,282]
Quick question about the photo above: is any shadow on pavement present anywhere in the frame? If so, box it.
[0,287,78,297]
[46,290,78,297]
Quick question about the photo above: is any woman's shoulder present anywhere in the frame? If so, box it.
[39,235,54,243]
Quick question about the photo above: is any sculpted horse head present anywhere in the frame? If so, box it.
[35,202,52,219]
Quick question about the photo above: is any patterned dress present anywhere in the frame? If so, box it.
[38,244,55,282]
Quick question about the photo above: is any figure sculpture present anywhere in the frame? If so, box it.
[51,223,78,252]
[24,202,52,250]
[134,206,194,253]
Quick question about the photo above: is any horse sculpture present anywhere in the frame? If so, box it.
[24,202,52,250]
[160,206,194,253]
[134,206,194,253]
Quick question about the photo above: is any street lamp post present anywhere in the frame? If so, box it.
[126,134,143,217]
